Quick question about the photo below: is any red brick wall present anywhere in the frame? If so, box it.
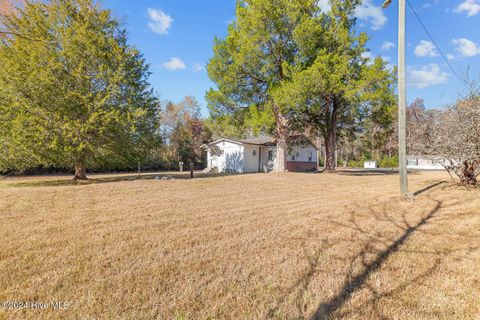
[286,161,317,172]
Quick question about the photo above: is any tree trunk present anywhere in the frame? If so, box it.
[462,160,478,186]
[189,160,194,179]
[324,106,337,172]
[273,105,288,172]
[323,129,337,172]
[276,134,288,172]
[321,95,338,173]
[316,136,322,169]
[74,162,87,180]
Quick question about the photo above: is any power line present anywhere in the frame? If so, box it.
[406,0,470,90]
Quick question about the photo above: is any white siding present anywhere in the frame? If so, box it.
[243,145,261,173]
[206,139,318,173]
[207,151,212,169]
[407,157,445,170]
[286,146,317,163]
[261,146,276,172]
[208,140,244,173]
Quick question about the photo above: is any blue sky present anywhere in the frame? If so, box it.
[101,0,480,115]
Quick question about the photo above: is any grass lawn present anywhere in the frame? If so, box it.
[0,171,479,319]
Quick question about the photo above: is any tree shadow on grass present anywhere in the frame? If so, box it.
[336,168,420,177]
[0,172,241,188]
[314,194,479,320]
[267,183,478,319]
[311,200,442,319]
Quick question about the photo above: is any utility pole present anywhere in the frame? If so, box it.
[382,0,409,198]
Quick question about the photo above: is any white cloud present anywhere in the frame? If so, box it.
[381,41,395,51]
[317,0,331,12]
[407,64,448,88]
[355,0,388,30]
[379,56,393,70]
[414,40,439,57]
[361,51,374,65]
[225,17,236,25]
[423,0,440,8]
[453,38,480,57]
[317,0,387,29]
[162,57,186,71]
[447,53,455,60]
[381,56,391,62]
[455,0,480,16]
[147,8,173,35]
[193,63,205,72]
[361,51,373,59]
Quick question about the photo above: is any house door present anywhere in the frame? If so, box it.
[211,155,218,169]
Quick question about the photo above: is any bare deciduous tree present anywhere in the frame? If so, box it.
[414,94,480,187]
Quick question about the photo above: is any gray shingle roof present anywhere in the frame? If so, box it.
[238,136,276,145]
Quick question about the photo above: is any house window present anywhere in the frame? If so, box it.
[292,154,296,161]
[268,150,273,161]
[253,149,256,156]
[308,151,313,162]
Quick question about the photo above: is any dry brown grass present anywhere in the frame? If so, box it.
[0,171,479,319]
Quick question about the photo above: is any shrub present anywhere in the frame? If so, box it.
[379,155,399,168]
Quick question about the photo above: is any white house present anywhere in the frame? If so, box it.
[202,136,318,173]
[407,156,446,170]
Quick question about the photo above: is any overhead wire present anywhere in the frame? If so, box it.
[405,0,470,90]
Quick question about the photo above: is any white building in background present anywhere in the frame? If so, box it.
[202,136,318,173]
[407,156,446,170]
[364,160,378,169]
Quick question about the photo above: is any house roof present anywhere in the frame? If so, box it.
[206,135,318,149]
[238,137,276,146]
[206,136,275,147]
[288,134,319,150]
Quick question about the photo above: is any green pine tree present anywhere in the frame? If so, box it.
[0,0,160,179]
[207,0,395,172]
[273,0,396,171]
[207,0,319,171]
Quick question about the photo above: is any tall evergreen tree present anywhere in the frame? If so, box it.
[0,0,160,179]
[273,0,396,171]
[207,0,395,172]
[207,0,318,171]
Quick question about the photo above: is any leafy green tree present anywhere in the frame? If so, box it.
[243,105,276,137]
[171,108,210,179]
[0,0,160,179]
[205,105,275,139]
[204,114,247,140]
[208,0,395,172]
[274,0,396,171]
[207,0,318,171]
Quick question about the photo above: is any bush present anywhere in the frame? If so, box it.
[347,159,363,168]
[378,155,399,168]
[318,157,324,167]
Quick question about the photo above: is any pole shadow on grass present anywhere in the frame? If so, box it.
[311,195,479,320]
[310,200,442,320]
[267,189,478,319]
[413,180,447,196]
